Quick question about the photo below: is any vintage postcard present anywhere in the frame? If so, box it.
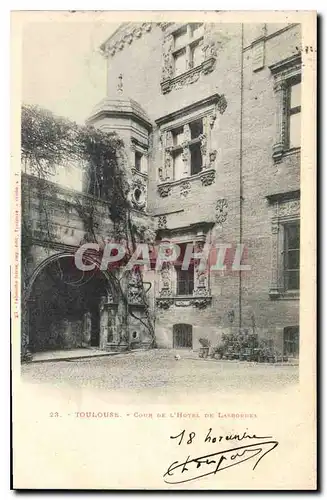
[11,10,316,490]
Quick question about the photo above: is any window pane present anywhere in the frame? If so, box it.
[174,50,187,76]
[190,143,202,175]
[190,119,203,139]
[190,23,204,39]
[191,42,204,68]
[289,111,301,149]
[290,82,301,109]
[172,126,184,146]
[287,249,300,270]
[283,326,299,357]
[174,27,188,50]
[286,224,300,250]
[285,270,299,290]
[176,267,194,296]
[173,151,185,180]
[135,151,142,171]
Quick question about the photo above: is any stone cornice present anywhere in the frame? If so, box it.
[156,295,212,310]
[269,53,302,76]
[155,94,225,127]
[100,22,170,58]
[266,189,300,204]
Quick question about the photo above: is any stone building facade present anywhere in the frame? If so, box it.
[22,21,301,359]
[93,21,301,357]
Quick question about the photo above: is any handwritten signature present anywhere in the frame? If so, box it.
[163,430,278,484]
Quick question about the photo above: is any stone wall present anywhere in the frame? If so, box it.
[104,22,301,352]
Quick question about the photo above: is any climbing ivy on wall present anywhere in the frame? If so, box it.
[21,104,129,221]
[21,104,156,354]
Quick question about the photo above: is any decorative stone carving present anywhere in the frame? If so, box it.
[127,271,143,305]
[163,154,173,181]
[156,295,212,309]
[156,297,174,309]
[209,149,217,167]
[199,134,207,156]
[216,198,228,224]
[192,296,212,309]
[200,169,216,186]
[124,32,133,45]
[202,39,219,59]
[180,181,191,198]
[269,54,301,162]
[272,79,288,162]
[271,221,279,234]
[195,266,208,288]
[268,192,300,299]
[101,23,155,58]
[175,299,192,307]
[158,215,167,229]
[157,22,174,31]
[161,34,174,81]
[142,22,152,33]
[209,113,217,129]
[158,184,172,198]
[278,199,300,217]
[160,263,171,290]
[181,143,189,163]
[217,95,228,115]
[161,67,202,94]
[183,124,191,143]
[130,176,147,211]
[160,25,221,94]
[194,240,205,253]
[194,254,210,297]
[159,288,172,298]
[202,57,217,75]
[208,95,227,129]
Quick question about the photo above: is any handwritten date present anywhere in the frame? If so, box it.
[163,428,278,484]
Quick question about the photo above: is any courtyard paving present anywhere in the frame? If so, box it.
[21,348,299,399]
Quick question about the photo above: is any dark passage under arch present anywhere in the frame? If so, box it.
[27,255,111,352]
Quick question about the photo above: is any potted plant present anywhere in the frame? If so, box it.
[199,338,211,358]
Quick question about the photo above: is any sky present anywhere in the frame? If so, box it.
[22,21,119,124]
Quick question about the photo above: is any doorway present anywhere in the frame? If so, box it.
[173,324,193,348]
[283,325,299,358]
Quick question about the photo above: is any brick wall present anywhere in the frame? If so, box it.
[102,22,300,351]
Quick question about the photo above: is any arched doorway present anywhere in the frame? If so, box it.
[27,255,112,353]
[173,324,193,348]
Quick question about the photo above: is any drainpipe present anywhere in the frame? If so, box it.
[239,24,244,332]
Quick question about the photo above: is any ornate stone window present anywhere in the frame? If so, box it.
[160,23,220,94]
[130,138,148,211]
[156,94,227,198]
[283,325,299,358]
[131,138,148,175]
[269,54,302,162]
[156,237,212,310]
[267,190,300,299]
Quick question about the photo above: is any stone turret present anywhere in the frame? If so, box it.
[86,74,152,211]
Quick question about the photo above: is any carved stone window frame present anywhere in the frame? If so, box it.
[156,94,227,197]
[156,228,213,309]
[269,54,302,163]
[267,191,300,300]
[160,23,220,94]
[130,137,149,175]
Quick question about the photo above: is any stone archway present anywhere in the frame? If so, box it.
[23,252,115,355]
